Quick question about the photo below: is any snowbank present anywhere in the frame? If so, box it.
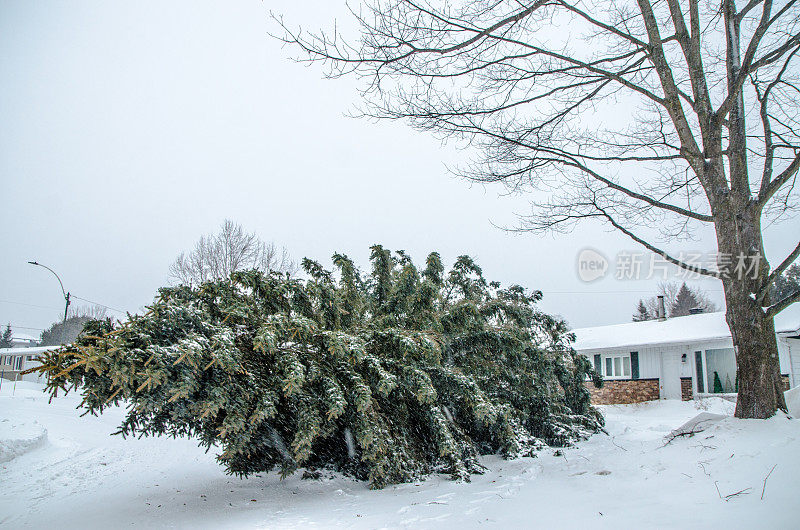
[0,419,47,463]
[786,385,800,418]
[1,384,798,528]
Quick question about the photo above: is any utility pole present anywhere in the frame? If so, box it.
[28,261,70,324]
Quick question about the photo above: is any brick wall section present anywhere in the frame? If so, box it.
[584,379,660,405]
[681,378,693,401]
[585,375,792,405]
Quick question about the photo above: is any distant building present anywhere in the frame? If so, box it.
[9,332,41,349]
[0,346,58,382]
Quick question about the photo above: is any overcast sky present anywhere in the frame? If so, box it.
[2,1,798,338]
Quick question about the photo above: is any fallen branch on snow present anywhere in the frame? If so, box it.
[661,425,707,447]
[761,464,777,500]
[724,488,752,500]
[715,481,752,501]
[610,436,628,452]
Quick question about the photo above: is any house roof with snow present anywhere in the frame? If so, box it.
[571,311,800,351]
[0,345,60,356]
[11,332,40,344]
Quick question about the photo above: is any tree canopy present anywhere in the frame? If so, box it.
[1,324,12,349]
[32,246,602,488]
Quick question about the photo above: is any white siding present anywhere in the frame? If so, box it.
[777,339,791,375]
[576,332,798,396]
[787,338,800,389]
[20,356,44,383]
[582,344,715,381]
[635,348,662,379]
[581,347,661,379]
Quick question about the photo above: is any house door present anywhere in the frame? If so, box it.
[660,351,682,400]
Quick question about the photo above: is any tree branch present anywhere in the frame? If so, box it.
[750,32,800,71]
[717,0,799,120]
[636,0,704,173]
[665,0,713,130]
[757,150,800,210]
[562,159,714,222]
[595,204,721,278]
[425,115,712,222]
[737,0,766,22]
[759,240,800,301]
[557,1,647,48]
[766,288,800,318]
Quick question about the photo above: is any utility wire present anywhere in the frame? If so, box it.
[6,324,45,331]
[1,296,127,315]
[0,299,63,310]
[70,295,127,315]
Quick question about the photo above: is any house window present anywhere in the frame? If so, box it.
[14,356,23,370]
[694,348,737,393]
[603,354,631,378]
[705,348,736,393]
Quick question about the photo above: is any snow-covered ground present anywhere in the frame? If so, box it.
[1,380,798,529]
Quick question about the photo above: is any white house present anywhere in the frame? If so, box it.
[0,345,58,383]
[572,311,800,404]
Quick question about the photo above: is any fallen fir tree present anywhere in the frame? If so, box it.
[30,246,603,488]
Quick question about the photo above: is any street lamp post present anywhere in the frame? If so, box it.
[28,261,71,324]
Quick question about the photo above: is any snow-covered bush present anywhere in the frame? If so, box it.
[32,246,602,488]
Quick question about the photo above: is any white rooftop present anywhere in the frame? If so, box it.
[0,345,60,356]
[572,311,800,351]
[11,332,40,342]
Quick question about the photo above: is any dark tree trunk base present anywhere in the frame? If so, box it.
[726,293,787,419]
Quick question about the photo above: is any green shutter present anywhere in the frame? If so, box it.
[630,352,639,380]
[694,351,704,393]
[593,354,601,374]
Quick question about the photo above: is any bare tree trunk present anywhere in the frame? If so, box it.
[716,4,786,419]
[716,206,787,418]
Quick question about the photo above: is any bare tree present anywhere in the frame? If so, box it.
[169,220,297,285]
[70,305,109,320]
[277,0,800,418]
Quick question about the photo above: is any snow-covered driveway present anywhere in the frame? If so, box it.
[1,381,798,528]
